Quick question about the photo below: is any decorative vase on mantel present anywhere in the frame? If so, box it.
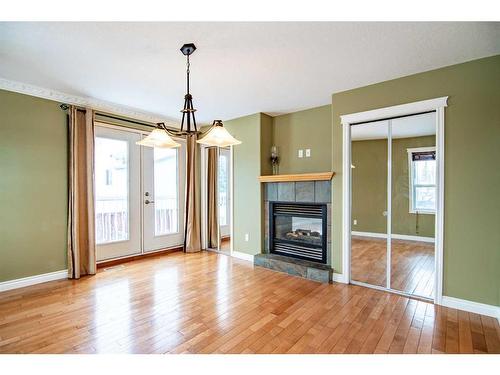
[270,146,280,175]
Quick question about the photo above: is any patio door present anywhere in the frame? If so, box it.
[95,125,185,262]
[95,126,142,261]
[143,143,186,251]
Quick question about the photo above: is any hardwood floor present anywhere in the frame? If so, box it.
[351,236,435,299]
[220,237,231,253]
[0,251,499,354]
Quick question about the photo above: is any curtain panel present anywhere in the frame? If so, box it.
[67,107,96,279]
[184,133,202,252]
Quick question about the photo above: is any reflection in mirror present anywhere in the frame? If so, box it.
[350,120,388,287]
[206,147,219,251]
[206,147,231,254]
[218,148,231,254]
[390,112,436,298]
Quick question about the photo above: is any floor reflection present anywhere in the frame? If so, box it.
[93,279,131,352]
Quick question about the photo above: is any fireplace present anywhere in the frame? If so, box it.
[269,202,327,264]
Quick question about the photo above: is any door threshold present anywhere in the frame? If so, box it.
[97,246,183,268]
[350,280,434,303]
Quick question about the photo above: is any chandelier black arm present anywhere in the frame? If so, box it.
[161,122,217,137]
[157,122,211,137]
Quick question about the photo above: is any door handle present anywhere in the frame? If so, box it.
[145,199,155,204]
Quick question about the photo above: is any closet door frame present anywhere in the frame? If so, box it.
[340,97,447,305]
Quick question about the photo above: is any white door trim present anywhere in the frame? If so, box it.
[340,97,448,304]
[229,145,234,255]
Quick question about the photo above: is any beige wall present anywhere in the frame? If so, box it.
[352,135,436,237]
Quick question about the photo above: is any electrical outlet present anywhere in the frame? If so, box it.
[353,219,357,225]
[298,149,303,158]
[305,149,311,157]
[245,233,249,242]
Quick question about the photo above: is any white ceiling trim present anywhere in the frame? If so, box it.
[0,77,179,127]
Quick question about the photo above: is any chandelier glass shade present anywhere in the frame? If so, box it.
[197,120,242,147]
[136,126,181,148]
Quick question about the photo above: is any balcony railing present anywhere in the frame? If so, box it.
[95,197,179,244]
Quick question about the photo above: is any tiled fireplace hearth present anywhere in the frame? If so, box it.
[255,179,333,283]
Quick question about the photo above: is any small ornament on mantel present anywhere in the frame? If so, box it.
[270,145,280,175]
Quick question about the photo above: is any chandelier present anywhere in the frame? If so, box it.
[137,43,241,148]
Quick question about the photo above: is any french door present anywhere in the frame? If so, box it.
[94,125,185,262]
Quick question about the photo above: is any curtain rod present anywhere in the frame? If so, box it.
[95,112,157,129]
[60,103,184,133]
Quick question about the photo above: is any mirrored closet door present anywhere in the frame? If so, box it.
[350,112,437,300]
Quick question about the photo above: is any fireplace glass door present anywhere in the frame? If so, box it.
[270,203,327,263]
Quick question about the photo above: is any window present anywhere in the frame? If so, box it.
[153,147,179,236]
[408,147,436,214]
[95,137,129,244]
[218,154,228,226]
[105,169,112,185]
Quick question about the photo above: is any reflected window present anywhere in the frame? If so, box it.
[408,147,436,213]
[218,154,228,226]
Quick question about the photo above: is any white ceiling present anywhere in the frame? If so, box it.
[1,22,499,125]
[351,112,436,141]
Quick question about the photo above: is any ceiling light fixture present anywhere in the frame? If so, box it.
[197,120,242,147]
[137,43,241,148]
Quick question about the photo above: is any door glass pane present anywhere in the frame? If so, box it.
[391,112,436,298]
[218,154,228,226]
[350,121,388,287]
[95,137,129,244]
[154,147,178,236]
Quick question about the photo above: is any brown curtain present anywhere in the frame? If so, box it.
[67,106,96,279]
[207,147,219,249]
[184,133,202,252]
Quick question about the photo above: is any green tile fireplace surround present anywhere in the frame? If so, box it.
[258,178,333,283]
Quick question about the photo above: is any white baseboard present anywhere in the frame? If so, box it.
[0,269,68,293]
[231,251,255,263]
[351,231,435,243]
[441,296,500,322]
[332,272,349,284]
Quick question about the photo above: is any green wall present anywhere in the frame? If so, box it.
[351,138,387,234]
[0,90,68,282]
[273,105,332,174]
[332,55,500,306]
[224,113,264,255]
[352,136,436,237]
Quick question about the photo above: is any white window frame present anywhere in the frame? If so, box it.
[407,146,437,215]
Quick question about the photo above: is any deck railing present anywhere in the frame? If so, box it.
[95,197,178,244]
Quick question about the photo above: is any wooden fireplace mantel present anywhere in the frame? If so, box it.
[258,172,335,183]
